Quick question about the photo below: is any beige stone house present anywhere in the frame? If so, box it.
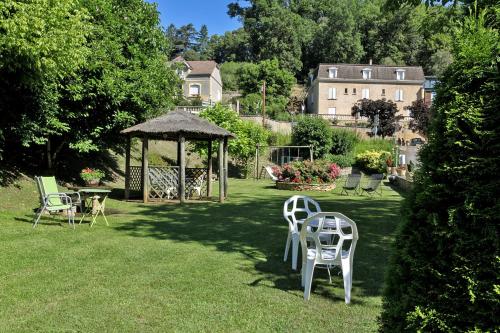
[173,56,223,104]
[306,63,425,118]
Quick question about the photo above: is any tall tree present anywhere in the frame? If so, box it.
[206,29,252,63]
[351,99,403,138]
[380,10,499,332]
[406,99,431,137]
[0,0,89,168]
[0,0,180,172]
[228,0,313,73]
[303,0,365,71]
[238,59,296,99]
[195,24,210,57]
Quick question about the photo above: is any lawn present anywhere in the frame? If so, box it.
[0,177,403,332]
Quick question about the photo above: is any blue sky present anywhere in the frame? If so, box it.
[147,0,242,35]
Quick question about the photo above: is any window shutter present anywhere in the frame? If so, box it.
[328,68,337,78]
[362,88,369,99]
[328,87,336,99]
[189,84,200,95]
[395,89,404,101]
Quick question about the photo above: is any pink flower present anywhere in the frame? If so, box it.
[271,166,282,178]
[328,163,341,180]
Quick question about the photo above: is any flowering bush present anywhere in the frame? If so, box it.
[272,160,341,183]
[80,168,105,182]
[354,150,391,174]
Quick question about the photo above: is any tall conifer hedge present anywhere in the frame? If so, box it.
[379,11,499,332]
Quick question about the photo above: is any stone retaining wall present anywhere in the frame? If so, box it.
[391,175,414,191]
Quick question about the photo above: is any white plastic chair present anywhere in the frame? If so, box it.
[300,212,359,303]
[188,174,205,199]
[283,195,321,270]
[265,165,279,181]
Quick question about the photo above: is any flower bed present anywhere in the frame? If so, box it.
[271,160,340,191]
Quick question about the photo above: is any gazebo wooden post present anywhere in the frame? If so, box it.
[207,140,212,198]
[179,135,186,203]
[223,137,228,198]
[141,136,149,203]
[124,136,131,200]
[218,139,224,202]
[177,140,181,165]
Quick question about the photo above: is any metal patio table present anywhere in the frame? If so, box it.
[77,188,111,227]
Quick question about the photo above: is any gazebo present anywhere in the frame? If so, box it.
[121,110,235,203]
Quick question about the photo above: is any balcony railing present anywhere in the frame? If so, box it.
[308,114,413,122]
[173,103,235,115]
[173,106,205,114]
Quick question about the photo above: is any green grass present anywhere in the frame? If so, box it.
[0,177,403,332]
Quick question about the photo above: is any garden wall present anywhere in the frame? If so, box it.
[392,175,413,191]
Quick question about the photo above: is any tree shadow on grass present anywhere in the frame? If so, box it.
[114,183,402,302]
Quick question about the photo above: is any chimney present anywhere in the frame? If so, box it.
[369,58,373,65]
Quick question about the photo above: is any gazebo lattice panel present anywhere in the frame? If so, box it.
[185,168,208,198]
[148,166,179,200]
[129,166,142,191]
[129,165,208,200]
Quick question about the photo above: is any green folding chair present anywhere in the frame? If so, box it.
[33,176,80,229]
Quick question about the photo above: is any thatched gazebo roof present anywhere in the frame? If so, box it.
[121,110,235,140]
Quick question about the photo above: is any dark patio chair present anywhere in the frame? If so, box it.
[340,174,361,196]
[360,174,383,196]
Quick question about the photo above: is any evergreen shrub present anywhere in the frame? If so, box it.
[330,128,359,155]
[380,11,500,332]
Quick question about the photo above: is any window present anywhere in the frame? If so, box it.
[352,88,357,95]
[344,88,348,94]
[381,89,386,96]
[328,107,336,115]
[328,87,337,100]
[396,69,405,80]
[362,88,370,99]
[189,84,201,96]
[362,68,372,79]
[395,89,404,101]
[328,67,338,78]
